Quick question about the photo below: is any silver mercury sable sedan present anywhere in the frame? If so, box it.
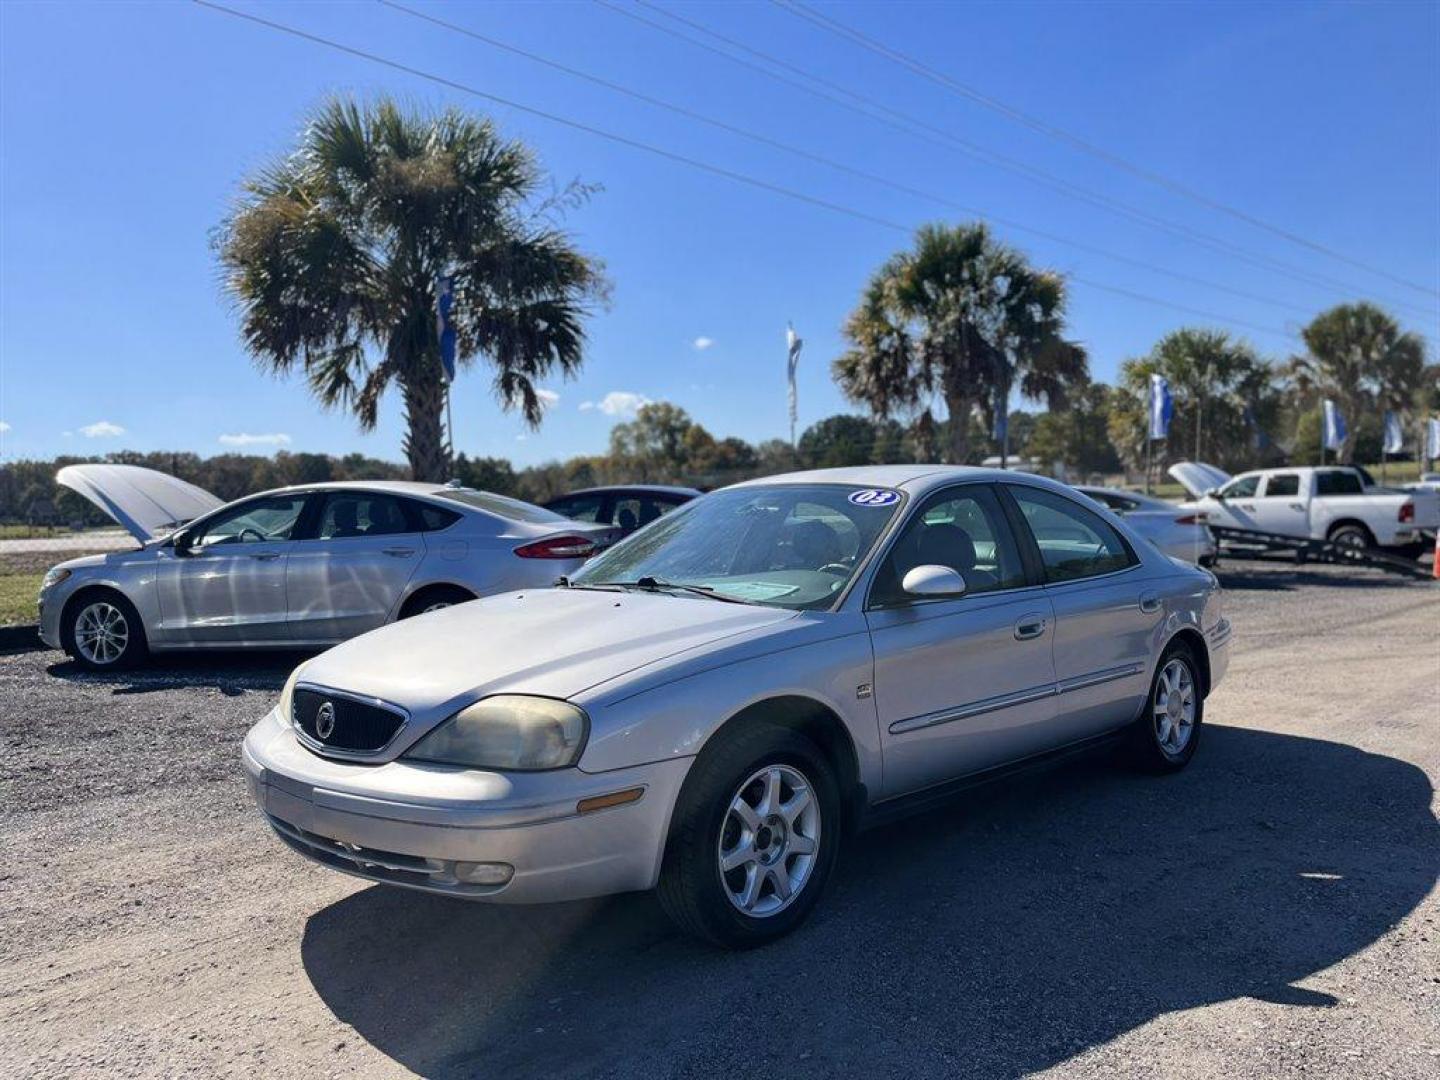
[244,466,1231,948]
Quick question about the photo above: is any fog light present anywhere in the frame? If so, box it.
[451,861,514,886]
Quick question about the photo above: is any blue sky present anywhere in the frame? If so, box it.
[2,0,1436,468]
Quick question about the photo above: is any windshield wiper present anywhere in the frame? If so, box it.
[592,577,751,604]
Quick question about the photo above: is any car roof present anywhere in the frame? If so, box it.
[551,484,702,499]
[727,464,1076,497]
[1076,485,1174,508]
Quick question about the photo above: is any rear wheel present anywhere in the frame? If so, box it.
[62,590,148,671]
[1131,640,1203,773]
[658,723,841,949]
[398,585,476,619]
[1327,522,1374,552]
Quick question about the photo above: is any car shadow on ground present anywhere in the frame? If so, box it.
[298,726,1437,1078]
[45,649,313,695]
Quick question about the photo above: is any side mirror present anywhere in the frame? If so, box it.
[172,529,196,556]
[901,564,967,598]
[1204,488,1222,500]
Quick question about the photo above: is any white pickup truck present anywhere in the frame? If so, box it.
[1170,462,1440,551]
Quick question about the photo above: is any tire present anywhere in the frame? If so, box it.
[61,589,148,671]
[1130,639,1204,773]
[398,585,475,619]
[1327,523,1374,552]
[657,723,842,949]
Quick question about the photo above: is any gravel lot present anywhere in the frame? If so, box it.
[1,560,1436,1079]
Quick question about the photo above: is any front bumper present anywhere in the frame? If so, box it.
[243,709,691,904]
[37,586,64,648]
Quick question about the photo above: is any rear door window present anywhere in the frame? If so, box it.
[547,493,607,523]
[1315,471,1363,496]
[1008,486,1136,583]
[315,493,414,540]
[1263,474,1300,497]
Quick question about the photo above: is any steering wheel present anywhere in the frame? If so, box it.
[817,561,852,576]
[238,526,267,544]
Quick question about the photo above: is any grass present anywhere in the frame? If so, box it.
[0,571,42,626]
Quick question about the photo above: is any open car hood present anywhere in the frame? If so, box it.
[1167,461,1232,500]
[55,464,223,543]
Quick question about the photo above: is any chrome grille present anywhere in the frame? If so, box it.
[292,686,405,755]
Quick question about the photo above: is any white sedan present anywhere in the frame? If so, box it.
[244,466,1229,948]
[39,464,612,669]
[1074,485,1217,566]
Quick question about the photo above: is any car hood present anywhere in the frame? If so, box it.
[1167,461,1232,500]
[295,586,800,713]
[55,464,223,543]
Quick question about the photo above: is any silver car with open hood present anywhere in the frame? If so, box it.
[38,464,612,669]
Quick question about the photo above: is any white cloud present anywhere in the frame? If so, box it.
[80,420,125,438]
[535,388,560,411]
[580,391,650,417]
[0,421,10,433]
[218,432,292,447]
[693,336,715,351]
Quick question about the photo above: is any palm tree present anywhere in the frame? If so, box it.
[1107,329,1276,476]
[216,97,607,481]
[834,222,1087,465]
[1287,303,1427,464]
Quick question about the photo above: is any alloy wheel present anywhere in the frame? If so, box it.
[1153,658,1196,756]
[74,601,129,665]
[717,763,821,917]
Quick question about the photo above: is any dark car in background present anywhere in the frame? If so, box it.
[544,484,700,536]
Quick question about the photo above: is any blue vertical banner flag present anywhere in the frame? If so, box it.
[1382,411,1404,455]
[992,383,1008,444]
[1428,417,1440,461]
[1148,374,1173,440]
[1243,405,1271,451]
[436,275,457,384]
[1322,399,1348,451]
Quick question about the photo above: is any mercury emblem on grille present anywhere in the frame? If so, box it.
[315,701,337,740]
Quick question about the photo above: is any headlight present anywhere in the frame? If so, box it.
[404,695,588,771]
[42,568,72,589]
[276,666,303,727]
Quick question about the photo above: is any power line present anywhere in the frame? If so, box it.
[191,0,1301,344]
[378,0,1317,320]
[609,0,1436,323]
[774,0,1440,301]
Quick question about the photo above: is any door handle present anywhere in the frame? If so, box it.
[1013,614,1047,641]
[382,547,416,557]
[1139,592,1161,614]
[251,551,281,561]
[1239,503,1256,512]
[1288,503,1305,512]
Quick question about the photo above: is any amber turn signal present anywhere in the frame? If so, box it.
[576,787,645,814]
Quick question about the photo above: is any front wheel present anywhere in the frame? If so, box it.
[62,591,148,671]
[657,724,841,949]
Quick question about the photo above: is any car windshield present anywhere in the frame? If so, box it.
[433,487,568,524]
[570,483,905,609]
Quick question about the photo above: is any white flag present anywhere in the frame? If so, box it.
[1382,412,1404,455]
[1322,400,1348,451]
[786,323,803,430]
[1148,374,1173,440]
[1428,417,1440,460]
